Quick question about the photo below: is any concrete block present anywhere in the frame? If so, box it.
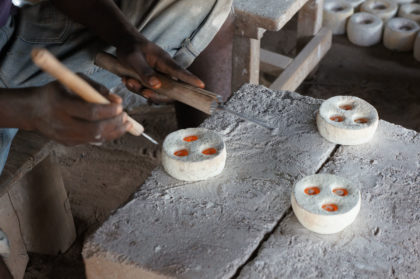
[237,121,420,278]
[83,85,337,279]
[0,195,28,279]
[9,155,76,255]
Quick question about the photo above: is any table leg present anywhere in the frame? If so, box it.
[297,0,324,51]
[270,27,332,92]
[232,35,261,92]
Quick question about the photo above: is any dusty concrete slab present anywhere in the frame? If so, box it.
[234,0,308,31]
[82,84,336,279]
[238,121,420,278]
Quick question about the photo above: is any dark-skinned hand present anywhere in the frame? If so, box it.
[49,0,204,104]
[29,75,131,145]
[116,36,205,104]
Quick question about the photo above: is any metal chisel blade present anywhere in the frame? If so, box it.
[216,106,274,130]
[142,132,159,145]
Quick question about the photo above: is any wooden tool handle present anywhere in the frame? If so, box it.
[94,52,222,115]
[31,48,144,136]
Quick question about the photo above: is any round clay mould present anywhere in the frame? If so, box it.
[291,174,361,234]
[344,0,366,10]
[391,0,415,4]
[414,32,420,61]
[383,17,420,51]
[347,12,384,46]
[361,0,398,21]
[162,128,226,181]
[323,0,355,35]
[398,3,420,24]
[316,96,379,145]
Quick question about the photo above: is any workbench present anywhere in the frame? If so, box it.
[83,85,420,279]
[232,0,331,92]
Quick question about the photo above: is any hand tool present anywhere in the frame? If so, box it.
[94,52,273,130]
[31,48,158,145]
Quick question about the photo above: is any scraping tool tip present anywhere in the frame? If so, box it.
[142,133,159,145]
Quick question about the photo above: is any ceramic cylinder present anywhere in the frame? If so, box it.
[383,17,420,51]
[347,12,384,46]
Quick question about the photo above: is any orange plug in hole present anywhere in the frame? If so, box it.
[322,204,338,212]
[202,148,217,155]
[174,149,189,157]
[304,187,320,195]
[330,115,345,122]
[339,104,353,110]
[333,188,348,197]
[183,135,198,142]
[354,118,369,124]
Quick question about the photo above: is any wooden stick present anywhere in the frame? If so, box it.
[94,52,222,115]
[269,27,331,92]
[260,48,293,75]
[31,48,144,136]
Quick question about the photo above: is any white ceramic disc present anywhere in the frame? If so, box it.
[398,3,420,24]
[361,0,398,21]
[316,96,379,145]
[347,12,384,46]
[291,174,361,234]
[162,128,226,181]
[323,0,354,35]
[383,17,420,51]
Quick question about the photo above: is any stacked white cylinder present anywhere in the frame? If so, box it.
[361,0,398,21]
[390,0,415,4]
[398,3,420,23]
[324,0,355,34]
[383,17,420,51]
[414,32,420,61]
[325,0,420,62]
[347,12,384,46]
[344,0,366,10]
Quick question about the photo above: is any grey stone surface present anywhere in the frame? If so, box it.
[234,0,308,31]
[238,121,420,278]
[83,84,337,278]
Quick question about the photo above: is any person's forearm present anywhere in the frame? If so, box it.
[0,88,36,130]
[50,0,142,49]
